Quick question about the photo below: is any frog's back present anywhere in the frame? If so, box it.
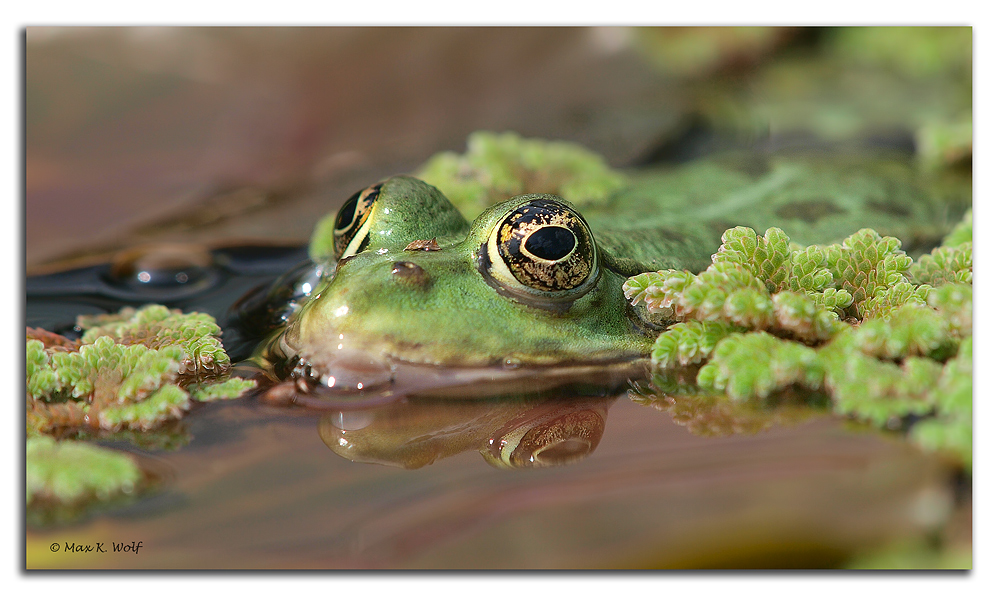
[584,148,970,276]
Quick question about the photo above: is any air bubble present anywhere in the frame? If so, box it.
[106,243,215,296]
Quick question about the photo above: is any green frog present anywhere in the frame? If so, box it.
[250,147,968,402]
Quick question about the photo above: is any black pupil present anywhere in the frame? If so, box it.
[524,226,575,261]
[335,191,361,231]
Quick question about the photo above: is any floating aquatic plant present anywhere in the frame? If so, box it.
[910,243,972,287]
[627,216,972,467]
[650,320,737,369]
[415,131,626,219]
[824,228,913,319]
[910,336,972,467]
[190,377,259,402]
[941,209,972,248]
[630,371,827,438]
[27,435,142,506]
[26,305,256,514]
[77,304,230,378]
[624,226,850,343]
[697,332,826,401]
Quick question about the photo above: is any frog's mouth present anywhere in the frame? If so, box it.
[258,331,649,409]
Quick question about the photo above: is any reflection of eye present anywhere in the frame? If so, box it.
[480,197,599,306]
[481,401,608,469]
[332,183,382,260]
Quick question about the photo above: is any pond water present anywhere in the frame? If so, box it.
[27,386,956,569]
[25,27,973,570]
[26,245,961,569]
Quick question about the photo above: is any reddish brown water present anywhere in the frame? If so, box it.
[27,391,956,569]
[25,27,970,570]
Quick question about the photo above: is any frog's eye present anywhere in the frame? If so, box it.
[332,183,382,260]
[480,197,599,307]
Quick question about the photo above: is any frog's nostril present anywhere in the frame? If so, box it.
[391,261,431,288]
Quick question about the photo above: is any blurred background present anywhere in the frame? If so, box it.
[25,27,972,272]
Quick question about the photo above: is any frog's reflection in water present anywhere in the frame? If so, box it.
[318,392,614,470]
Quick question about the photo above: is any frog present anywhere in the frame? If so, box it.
[247,146,969,403]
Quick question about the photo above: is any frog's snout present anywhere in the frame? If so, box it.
[391,261,431,289]
[308,347,396,395]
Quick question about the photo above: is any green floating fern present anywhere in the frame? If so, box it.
[27,436,142,506]
[26,340,59,397]
[713,226,792,293]
[771,291,843,342]
[78,304,230,378]
[697,332,825,401]
[414,131,627,218]
[191,377,259,402]
[97,384,190,431]
[31,336,190,431]
[680,262,770,322]
[825,228,913,318]
[929,282,972,338]
[626,221,972,468]
[651,320,737,368]
[910,243,972,287]
[822,333,938,427]
[26,305,255,434]
[910,337,972,467]
[623,270,696,320]
[27,304,259,511]
[941,209,971,248]
[854,304,955,361]
[861,281,933,320]
[625,227,848,342]
[28,305,257,435]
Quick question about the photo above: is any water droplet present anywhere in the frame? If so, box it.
[107,243,214,291]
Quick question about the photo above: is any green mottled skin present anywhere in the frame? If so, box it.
[277,149,969,372]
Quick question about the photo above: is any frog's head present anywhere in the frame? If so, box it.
[269,177,652,399]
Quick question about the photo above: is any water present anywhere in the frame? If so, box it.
[26,249,960,568]
[29,396,958,569]
[24,25,974,571]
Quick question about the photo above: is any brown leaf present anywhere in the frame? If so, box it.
[404,238,441,252]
